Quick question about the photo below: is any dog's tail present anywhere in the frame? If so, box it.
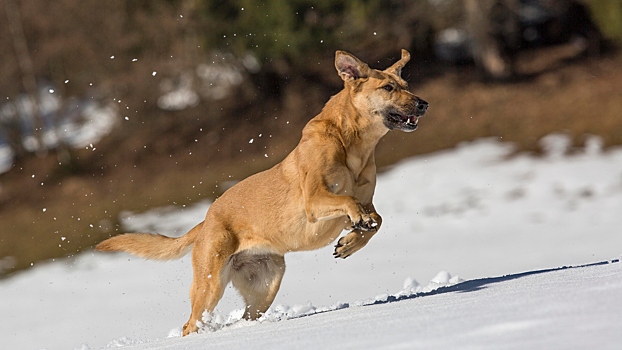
[95,221,203,260]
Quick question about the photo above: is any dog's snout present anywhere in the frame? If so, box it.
[415,99,428,116]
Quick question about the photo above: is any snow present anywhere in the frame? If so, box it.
[1,135,622,349]
[0,144,13,174]
[107,261,622,350]
[0,88,119,173]
[58,102,118,148]
[155,52,252,111]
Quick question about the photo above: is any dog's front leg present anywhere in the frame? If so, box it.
[333,204,382,259]
[303,174,377,230]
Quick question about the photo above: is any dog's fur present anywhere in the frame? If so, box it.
[96,49,428,335]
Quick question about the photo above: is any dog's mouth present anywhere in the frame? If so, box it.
[386,113,420,132]
[384,98,428,132]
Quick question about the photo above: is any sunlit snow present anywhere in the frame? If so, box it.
[1,134,621,349]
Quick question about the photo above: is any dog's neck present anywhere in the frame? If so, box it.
[322,88,388,150]
[312,88,388,177]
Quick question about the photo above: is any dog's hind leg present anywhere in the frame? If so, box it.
[182,225,238,336]
[229,250,286,320]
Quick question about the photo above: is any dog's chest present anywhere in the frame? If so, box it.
[326,154,374,199]
[346,156,364,180]
[346,151,374,184]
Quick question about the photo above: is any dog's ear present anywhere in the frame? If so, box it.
[335,51,370,81]
[384,49,410,77]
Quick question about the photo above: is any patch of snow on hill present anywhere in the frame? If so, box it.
[1,135,622,350]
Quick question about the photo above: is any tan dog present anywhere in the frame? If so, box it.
[96,49,428,335]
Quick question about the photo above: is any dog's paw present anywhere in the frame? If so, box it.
[352,214,378,232]
[182,320,199,336]
[333,231,369,259]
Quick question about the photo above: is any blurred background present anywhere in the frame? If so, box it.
[0,0,621,277]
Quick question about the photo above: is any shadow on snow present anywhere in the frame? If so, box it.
[288,259,619,321]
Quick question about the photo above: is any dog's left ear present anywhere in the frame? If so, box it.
[335,51,371,82]
[384,49,411,77]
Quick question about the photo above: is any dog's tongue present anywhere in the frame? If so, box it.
[407,115,418,124]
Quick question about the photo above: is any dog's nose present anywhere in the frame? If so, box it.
[415,99,428,116]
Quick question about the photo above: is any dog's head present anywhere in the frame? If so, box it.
[335,49,428,132]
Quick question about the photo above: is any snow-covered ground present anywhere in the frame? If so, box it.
[2,135,622,349]
[94,260,622,350]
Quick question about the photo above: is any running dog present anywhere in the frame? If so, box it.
[96,49,428,335]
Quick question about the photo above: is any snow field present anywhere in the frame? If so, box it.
[116,260,622,350]
[1,134,622,349]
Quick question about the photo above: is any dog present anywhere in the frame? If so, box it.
[96,49,428,335]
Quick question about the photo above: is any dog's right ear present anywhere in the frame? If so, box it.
[335,51,370,82]
[384,49,411,77]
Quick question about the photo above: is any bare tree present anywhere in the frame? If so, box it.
[2,0,45,156]
[465,0,520,79]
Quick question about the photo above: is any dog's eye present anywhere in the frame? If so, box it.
[383,85,394,92]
